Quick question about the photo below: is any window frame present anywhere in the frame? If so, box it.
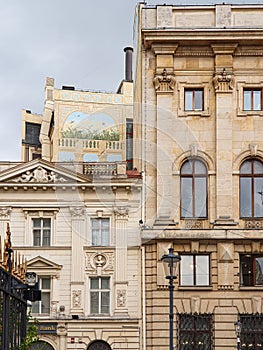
[179,254,210,287]
[240,254,263,287]
[89,276,110,315]
[184,88,204,111]
[178,313,213,350]
[31,276,51,315]
[243,88,262,111]
[180,159,208,219]
[91,217,110,246]
[32,217,51,247]
[239,159,263,219]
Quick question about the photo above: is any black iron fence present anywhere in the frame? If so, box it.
[0,263,27,350]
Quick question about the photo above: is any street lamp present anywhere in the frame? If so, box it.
[161,247,181,350]
[234,319,242,350]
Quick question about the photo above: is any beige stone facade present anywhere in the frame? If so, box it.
[0,48,143,350]
[134,3,263,350]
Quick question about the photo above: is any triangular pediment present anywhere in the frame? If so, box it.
[0,159,90,184]
[27,255,62,271]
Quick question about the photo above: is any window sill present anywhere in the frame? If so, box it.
[237,111,263,117]
[179,286,212,291]
[178,110,210,118]
[239,286,263,290]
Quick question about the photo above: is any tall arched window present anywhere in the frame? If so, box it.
[240,159,263,218]
[180,159,207,218]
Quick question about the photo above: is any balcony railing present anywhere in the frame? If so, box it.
[58,138,123,152]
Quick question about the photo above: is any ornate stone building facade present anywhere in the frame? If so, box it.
[0,47,142,350]
[134,3,263,350]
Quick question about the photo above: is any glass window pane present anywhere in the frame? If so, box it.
[101,230,109,245]
[181,161,193,175]
[180,255,194,285]
[90,278,99,289]
[90,292,99,313]
[240,160,252,174]
[254,178,263,217]
[33,230,41,246]
[194,90,203,110]
[31,301,40,314]
[196,256,209,285]
[42,230,50,246]
[92,229,100,245]
[101,219,109,228]
[254,160,263,174]
[194,178,207,218]
[91,219,100,229]
[43,218,51,227]
[240,178,252,217]
[101,292,110,313]
[33,219,41,227]
[185,91,193,111]
[195,160,206,175]
[41,292,50,313]
[101,278,110,289]
[41,278,50,289]
[244,90,252,110]
[240,256,254,286]
[256,257,263,285]
[181,178,193,217]
[253,90,261,110]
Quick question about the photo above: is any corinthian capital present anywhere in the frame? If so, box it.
[153,68,176,93]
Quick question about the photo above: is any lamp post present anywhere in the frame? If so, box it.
[234,319,242,350]
[161,247,181,350]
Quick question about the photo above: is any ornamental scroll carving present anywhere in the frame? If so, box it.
[72,290,81,308]
[15,166,67,183]
[70,206,86,217]
[213,69,234,92]
[153,68,176,93]
[114,207,129,219]
[117,289,126,307]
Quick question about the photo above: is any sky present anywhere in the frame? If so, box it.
[1,0,263,161]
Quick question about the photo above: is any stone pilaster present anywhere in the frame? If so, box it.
[69,206,86,314]
[152,45,177,219]
[211,44,237,220]
[114,207,129,316]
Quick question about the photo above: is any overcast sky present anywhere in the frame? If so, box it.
[1,0,263,161]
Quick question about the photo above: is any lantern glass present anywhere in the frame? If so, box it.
[161,248,181,279]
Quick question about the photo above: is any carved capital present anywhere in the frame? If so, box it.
[213,69,234,92]
[0,207,11,220]
[114,207,129,219]
[153,68,176,93]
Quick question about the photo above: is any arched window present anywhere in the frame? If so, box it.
[87,340,112,350]
[180,159,207,218]
[29,341,54,350]
[240,159,263,218]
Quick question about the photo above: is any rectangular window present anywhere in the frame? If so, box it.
[185,89,204,111]
[180,255,210,286]
[33,218,51,246]
[178,313,213,350]
[244,89,262,111]
[31,277,50,314]
[240,255,263,286]
[91,218,110,246]
[90,277,110,314]
[240,314,263,349]
[126,118,133,170]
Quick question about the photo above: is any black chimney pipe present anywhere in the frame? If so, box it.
[124,47,133,82]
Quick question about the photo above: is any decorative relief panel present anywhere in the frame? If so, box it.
[69,206,86,218]
[72,290,81,308]
[117,289,126,307]
[85,251,114,275]
[153,68,176,93]
[184,220,203,229]
[213,69,234,92]
[14,166,67,183]
[244,220,263,229]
